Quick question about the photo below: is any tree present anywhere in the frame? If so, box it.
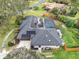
[52,0,69,4]
[66,6,77,17]
[59,16,75,27]
[0,0,30,25]
[51,8,61,16]
[4,48,45,59]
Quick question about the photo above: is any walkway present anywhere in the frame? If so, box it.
[0,29,15,59]
[0,49,10,59]
[2,29,15,48]
[16,41,31,50]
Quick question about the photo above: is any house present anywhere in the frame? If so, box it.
[43,2,66,11]
[17,16,64,51]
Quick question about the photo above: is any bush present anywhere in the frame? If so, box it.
[65,20,75,27]
[59,16,75,27]
[4,48,45,59]
[15,15,23,25]
[51,8,67,16]
[33,6,39,10]
[66,6,77,17]
[8,41,15,47]
[51,8,61,16]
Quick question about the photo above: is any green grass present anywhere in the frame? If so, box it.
[60,27,79,47]
[24,5,46,17]
[55,19,79,47]
[42,48,79,59]
[24,10,45,17]
[61,28,77,46]
[52,48,79,59]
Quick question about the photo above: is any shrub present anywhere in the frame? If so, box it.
[8,41,15,47]
[66,6,77,17]
[65,20,75,27]
[51,7,67,16]
[51,8,61,16]
[4,48,45,59]
[59,16,75,27]
[33,6,39,10]
[15,15,23,25]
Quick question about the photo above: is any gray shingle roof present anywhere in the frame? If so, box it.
[17,16,38,39]
[20,16,38,30]
[17,16,63,46]
[31,29,62,46]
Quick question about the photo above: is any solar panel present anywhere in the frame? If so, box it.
[27,31,36,35]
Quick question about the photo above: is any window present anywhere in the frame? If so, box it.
[22,34,30,40]
[27,31,36,38]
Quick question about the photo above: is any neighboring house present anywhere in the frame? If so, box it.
[43,2,66,11]
[17,16,64,51]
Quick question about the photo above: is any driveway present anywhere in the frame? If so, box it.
[16,41,31,50]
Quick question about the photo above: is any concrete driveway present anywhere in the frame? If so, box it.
[17,41,31,50]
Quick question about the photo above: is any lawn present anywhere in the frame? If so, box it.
[42,48,79,59]
[60,28,79,46]
[24,10,45,17]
